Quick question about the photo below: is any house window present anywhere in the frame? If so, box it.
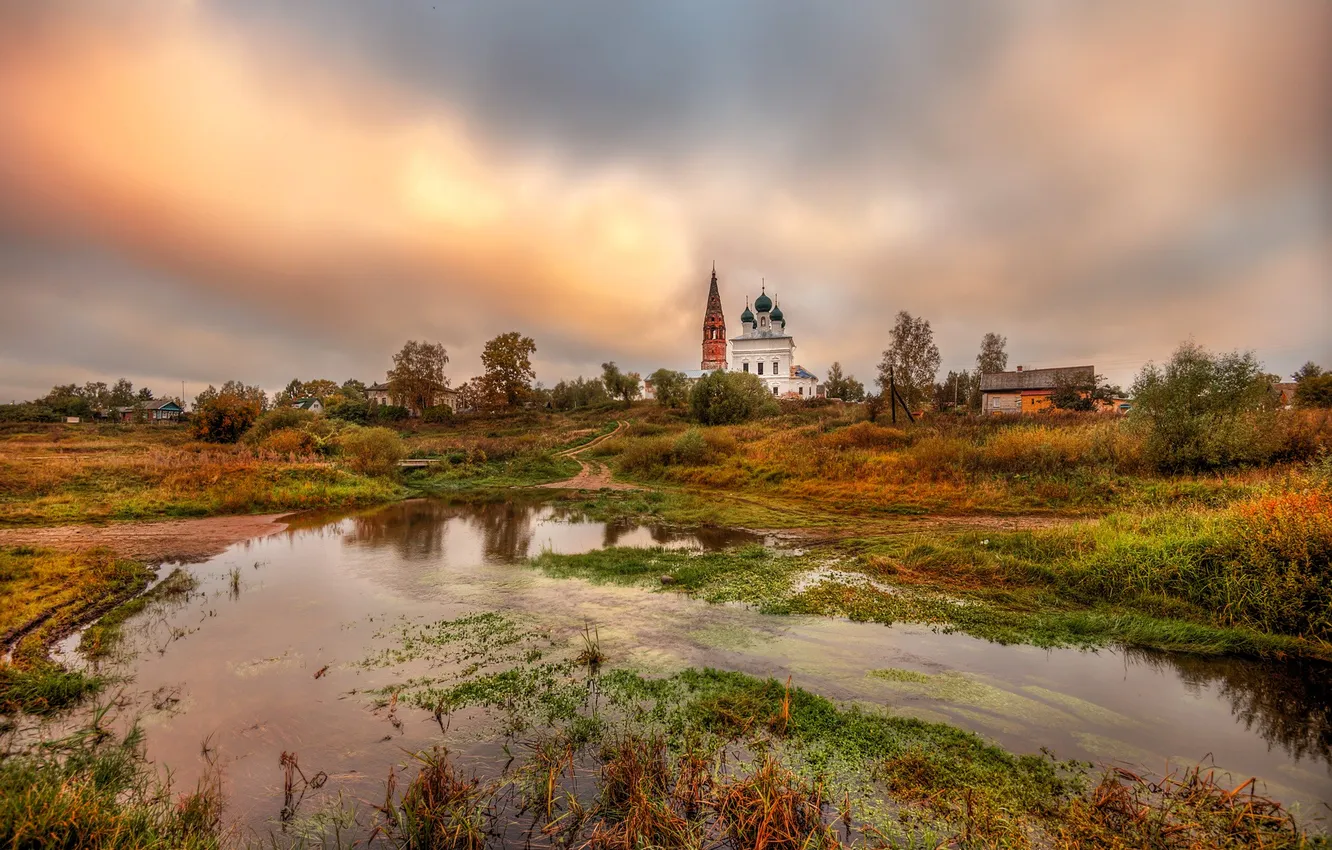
[757,362,764,375]
[743,362,749,372]
[772,386,778,395]
[799,387,804,395]
[773,360,779,374]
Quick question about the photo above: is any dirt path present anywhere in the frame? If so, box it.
[537,420,642,491]
[0,514,293,563]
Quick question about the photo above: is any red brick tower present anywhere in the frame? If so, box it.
[701,265,728,370]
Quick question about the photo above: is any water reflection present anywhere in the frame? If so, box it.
[1131,649,1332,769]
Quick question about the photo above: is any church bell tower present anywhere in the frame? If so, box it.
[701,265,728,371]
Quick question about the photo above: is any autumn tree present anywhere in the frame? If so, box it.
[1049,372,1119,412]
[824,362,865,402]
[877,311,941,410]
[135,387,155,402]
[194,381,267,412]
[192,392,261,443]
[647,368,689,408]
[601,362,641,407]
[478,332,537,407]
[387,340,449,414]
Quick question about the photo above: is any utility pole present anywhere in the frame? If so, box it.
[890,366,896,424]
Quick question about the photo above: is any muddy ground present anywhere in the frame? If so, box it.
[0,514,292,563]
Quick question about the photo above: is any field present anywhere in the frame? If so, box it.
[2,402,1330,846]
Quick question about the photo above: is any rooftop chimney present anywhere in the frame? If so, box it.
[1016,365,1023,372]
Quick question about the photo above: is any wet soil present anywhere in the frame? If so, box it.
[0,514,292,563]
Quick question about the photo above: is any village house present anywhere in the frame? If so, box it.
[979,365,1096,415]
[365,381,459,416]
[116,399,184,422]
[291,397,323,413]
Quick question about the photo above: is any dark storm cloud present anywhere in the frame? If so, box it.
[0,0,1328,400]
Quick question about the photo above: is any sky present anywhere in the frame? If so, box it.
[1,0,1329,403]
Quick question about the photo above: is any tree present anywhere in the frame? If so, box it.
[387,340,449,415]
[976,332,1009,375]
[340,378,367,398]
[192,393,261,443]
[1295,375,1332,408]
[42,384,93,418]
[135,387,155,402]
[478,332,536,408]
[301,379,339,402]
[647,369,689,408]
[108,378,136,409]
[933,370,976,412]
[824,362,865,402]
[601,362,641,407]
[194,381,267,412]
[690,371,774,425]
[1131,341,1277,471]
[877,311,941,410]
[1049,372,1119,412]
[551,377,610,411]
[274,379,305,408]
[1293,361,1324,383]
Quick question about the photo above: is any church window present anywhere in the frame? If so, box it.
[757,362,764,375]
[772,386,779,395]
[742,362,749,373]
[773,360,779,374]
[799,387,804,395]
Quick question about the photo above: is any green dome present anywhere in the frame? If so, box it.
[770,304,784,322]
[754,291,773,312]
[740,305,755,323]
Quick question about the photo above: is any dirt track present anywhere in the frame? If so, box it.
[0,514,292,563]
[538,421,642,491]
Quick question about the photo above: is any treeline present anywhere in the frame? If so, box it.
[0,379,164,422]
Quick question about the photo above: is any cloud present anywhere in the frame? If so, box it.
[0,1,1328,401]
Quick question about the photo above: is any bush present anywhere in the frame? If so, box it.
[339,427,406,476]
[1130,342,1278,472]
[242,408,315,446]
[373,404,410,423]
[822,422,908,451]
[672,428,708,465]
[1295,374,1332,408]
[259,428,315,457]
[690,371,776,425]
[325,397,370,424]
[422,405,454,424]
[191,394,260,443]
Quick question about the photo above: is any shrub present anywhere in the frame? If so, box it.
[243,408,315,446]
[822,422,908,451]
[1295,374,1332,408]
[325,396,370,424]
[338,426,406,476]
[373,404,410,422]
[422,405,454,424]
[191,394,260,443]
[690,371,776,425]
[259,428,315,457]
[672,428,708,465]
[617,437,674,475]
[1130,342,1278,471]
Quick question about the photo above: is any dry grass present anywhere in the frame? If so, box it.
[0,424,398,525]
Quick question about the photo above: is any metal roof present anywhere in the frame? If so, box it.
[979,366,1094,392]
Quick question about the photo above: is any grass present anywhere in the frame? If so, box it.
[0,546,154,714]
[0,423,401,525]
[78,568,198,661]
[0,708,223,849]
[524,530,1328,659]
[350,610,1326,848]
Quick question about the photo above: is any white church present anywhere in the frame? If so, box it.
[647,267,822,399]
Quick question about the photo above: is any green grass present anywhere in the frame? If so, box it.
[524,542,1323,659]
[0,713,222,849]
[1,547,154,714]
[78,569,198,661]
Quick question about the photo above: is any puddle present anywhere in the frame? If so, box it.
[51,497,1332,837]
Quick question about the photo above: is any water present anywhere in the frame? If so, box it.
[53,498,1332,837]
